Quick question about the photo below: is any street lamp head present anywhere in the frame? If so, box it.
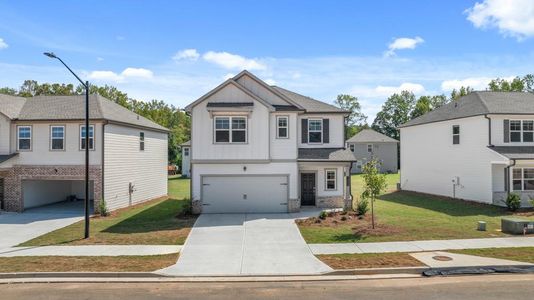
[43,52,57,59]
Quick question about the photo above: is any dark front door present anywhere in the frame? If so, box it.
[301,173,316,206]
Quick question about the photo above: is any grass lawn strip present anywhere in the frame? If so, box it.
[298,173,534,244]
[20,177,194,246]
[0,253,179,273]
[317,253,426,269]
[450,247,534,264]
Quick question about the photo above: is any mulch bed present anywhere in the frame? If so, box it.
[317,253,425,269]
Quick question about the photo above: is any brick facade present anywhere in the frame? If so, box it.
[0,165,102,212]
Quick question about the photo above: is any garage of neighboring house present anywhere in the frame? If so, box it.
[201,175,288,213]
[22,179,95,210]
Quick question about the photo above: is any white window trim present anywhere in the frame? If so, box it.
[50,125,66,151]
[183,147,189,156]
[510,120,534,143]
[213,116,248,144]
[367,144,373,153]
[453,125,460,145]
[276,116,289,139]
[325,169,337,191]
[512,167,534,191]
[79,124,95,151]
[308,118,323,144]
[139,131,145,151]
[17,125,32,151]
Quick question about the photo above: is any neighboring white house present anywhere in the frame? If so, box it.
[0,94,168,212]
[400,91,534,207]
[181,140,191,177]
[185,70,356,213]
[346,129,398,174]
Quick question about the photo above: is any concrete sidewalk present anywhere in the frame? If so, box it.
[310,236,534,255]
[0,245,181,257]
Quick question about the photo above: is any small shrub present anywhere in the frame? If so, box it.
[356,199,369,216]
[98,199,109,217]
[178,198,192,217]
[503,193,521,211]
[319,211,328,220]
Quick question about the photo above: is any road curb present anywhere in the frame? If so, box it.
[325,266,429,275]
[0,272,163,279]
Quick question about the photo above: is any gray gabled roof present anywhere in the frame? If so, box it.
[346,129,398,143]
[489,146,534,160]
[270,86,349,114]
[400,92,534,128]
[298,148,356,162]
[0,94,26,119]
[181,140,191,146]
[0,94,168,132]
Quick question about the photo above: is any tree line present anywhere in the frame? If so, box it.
[0,80,190,166]
[335,74,534,140]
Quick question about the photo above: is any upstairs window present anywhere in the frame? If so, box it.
[214,116,247,143]
[349,144,355,152]
[183,147,189,156]
[453,125,460,145]
[325,169,337,190]
[308,119,322,143]
[50,126,65,150]
[80,125,94,150]
[367,144,373,153]
[139,132,145,151]
[509,120,534,142]
[17,126,31,151]
[277,116,289,138]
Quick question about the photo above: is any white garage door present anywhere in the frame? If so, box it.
[202,175,288,213]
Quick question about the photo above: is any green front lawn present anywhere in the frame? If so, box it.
[298,173,534,244]
[450,247,534,264]
[20,177,194,246]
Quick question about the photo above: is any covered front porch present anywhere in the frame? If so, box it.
[492,159,534,208]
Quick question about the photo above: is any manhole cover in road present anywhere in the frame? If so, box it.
[432,255,453,261]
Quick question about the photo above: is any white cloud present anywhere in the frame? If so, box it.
[203,51,266,70]
[121,67,153,78]
[375,82,426,96]
[87,67,153,82]
[173,49,200,61]
[384,37,424,57]
[0,38,8,49]
[466,0,534,39]
[441,76,516,91]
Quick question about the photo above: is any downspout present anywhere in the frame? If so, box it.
[101,121,108,209]
[187,111,193,206]
[505,159,516,196]
[484,115,493,146]
[347,163,353,210]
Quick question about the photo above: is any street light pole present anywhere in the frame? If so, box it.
[44,52,90,239]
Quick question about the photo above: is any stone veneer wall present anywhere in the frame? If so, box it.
[288,198,300,213]
[0,165,102,212]
[316,196,344,209]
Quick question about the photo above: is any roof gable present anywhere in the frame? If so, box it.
[0,94,26,119]
[347,129,398,143]
[271,86,348,113]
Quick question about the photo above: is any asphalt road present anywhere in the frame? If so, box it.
[3,274,534,299]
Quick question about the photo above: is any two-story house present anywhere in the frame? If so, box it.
[185,71,355,214]
[346,129,398,174]
[0,93,168,212]
[400,92,534,207]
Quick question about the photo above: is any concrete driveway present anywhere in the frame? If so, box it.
[158,213,332,276]
[0,201,84,250]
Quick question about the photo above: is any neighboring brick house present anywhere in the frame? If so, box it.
[0,94,169,212]
[185,70,356,214]
[346,129,399,174]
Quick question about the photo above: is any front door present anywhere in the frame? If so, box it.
[301,173,316,206]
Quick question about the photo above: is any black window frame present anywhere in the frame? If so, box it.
[452,125,460,145]
[139,132,145,151]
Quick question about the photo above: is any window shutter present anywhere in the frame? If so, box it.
[323,119,329,143]
[504,119,509,143]
[301,119,308,143]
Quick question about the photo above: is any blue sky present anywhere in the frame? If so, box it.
[1,0,534,121]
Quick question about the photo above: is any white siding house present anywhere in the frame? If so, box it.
[186,71,356,214]
[0,94,168,212]
[400,92,534,207]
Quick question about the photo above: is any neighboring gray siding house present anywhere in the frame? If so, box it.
[346,129,398,174]
[181,140,190,177]
[400,91,534,208]
[0,94,168,212]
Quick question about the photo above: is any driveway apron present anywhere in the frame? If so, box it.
[157,213,332,276]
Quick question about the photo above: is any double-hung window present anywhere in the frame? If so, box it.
[349,144,355,152]
[50,126,65,150]
[367,144,373,153]
[214,116,247,143]
[80,125,95,150]
[509,120,534,142]
[17,126,31,150]
[183,148,189,156]
[452,125,460,145]
[512,168,534,191]
[308,119,322,143]
[325,169,337,190]
[139,132,145,151]
[277,116,288,138]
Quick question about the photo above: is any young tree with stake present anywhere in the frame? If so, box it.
[361,158,387,229]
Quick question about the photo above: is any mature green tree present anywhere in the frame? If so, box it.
[372,91,415,140]
[450,86,473,100]
[410,96,431,119]
[488,76,525,92]
[334,94,368,139]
